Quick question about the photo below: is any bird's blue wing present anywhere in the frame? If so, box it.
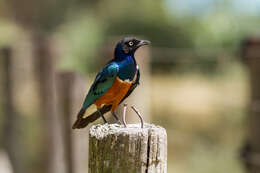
[81,62,119,110]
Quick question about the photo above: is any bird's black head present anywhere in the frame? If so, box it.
[114,37,150,60]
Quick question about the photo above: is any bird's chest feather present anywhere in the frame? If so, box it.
[94,77,132,107]
[117,56,136,81]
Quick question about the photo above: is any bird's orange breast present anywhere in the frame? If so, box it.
[94,77,132,112]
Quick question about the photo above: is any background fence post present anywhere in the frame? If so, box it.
[32,36,65,173]
[241,37,260,172]
[56,71,89,173]
[88,123,167,173]
[1,47,24,173]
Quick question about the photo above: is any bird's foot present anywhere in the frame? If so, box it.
[112,112,122,125]
[117,120,122,125]
[131,106,144,128]
[102,117,108,124]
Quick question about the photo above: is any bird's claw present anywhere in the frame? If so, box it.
[117,120,122,125]
[112,112,122,125]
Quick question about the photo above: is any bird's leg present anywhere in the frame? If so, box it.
[131,106,144,128]
[112,112,122,125]
[122,103,128,127]
[97,108,107,124]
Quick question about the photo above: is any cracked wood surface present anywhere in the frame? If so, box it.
[89,123,167,173]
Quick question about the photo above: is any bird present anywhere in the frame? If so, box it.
[72,37,150,129]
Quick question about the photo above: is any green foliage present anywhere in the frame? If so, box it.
[0,19,20,47]
[54,0,260,74]
[56,14,105,73]
[105,18,194,48]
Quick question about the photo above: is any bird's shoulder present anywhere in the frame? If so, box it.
[95,61,119,81]
[102,61,119,76]
[90,61,119,92]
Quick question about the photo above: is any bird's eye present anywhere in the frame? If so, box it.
[128,41,134,46]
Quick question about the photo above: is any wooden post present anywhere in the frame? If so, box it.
[88,123,167,173]
[56,72,75,173]
[56,72,89,173]
[241,37,260,172]
[32,35,65,173]
[0,47,24,173]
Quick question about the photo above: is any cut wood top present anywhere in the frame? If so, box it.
[89,123,166,140]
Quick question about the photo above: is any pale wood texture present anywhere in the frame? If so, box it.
[89,123,167,173]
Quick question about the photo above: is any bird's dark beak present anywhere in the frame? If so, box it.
[137,40,150,48]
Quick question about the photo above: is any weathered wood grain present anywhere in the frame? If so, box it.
[89,123,167,173]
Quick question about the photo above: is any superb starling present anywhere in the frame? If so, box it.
[72,37,150,129]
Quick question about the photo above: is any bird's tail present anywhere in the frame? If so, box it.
[72,105,112,129]
[72,108,87,129]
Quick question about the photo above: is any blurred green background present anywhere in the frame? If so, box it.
[1,0,259,172]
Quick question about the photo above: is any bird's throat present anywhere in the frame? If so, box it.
[117,56,137,81]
